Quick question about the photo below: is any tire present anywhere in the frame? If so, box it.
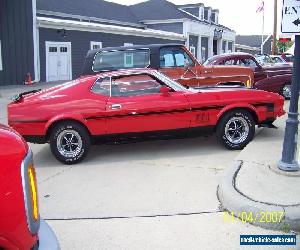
[216,110,255,150]
[49,121,91,164]
[280,85,291,100]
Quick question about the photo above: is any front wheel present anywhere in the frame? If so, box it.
[216,110,255,150]
[49,122,91,164]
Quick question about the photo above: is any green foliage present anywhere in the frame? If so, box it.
[276,39,294,53]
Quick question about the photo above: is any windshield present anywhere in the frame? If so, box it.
[255,55,274,65]
[153,71,187,92]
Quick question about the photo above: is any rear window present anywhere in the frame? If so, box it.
[93,50,150,72]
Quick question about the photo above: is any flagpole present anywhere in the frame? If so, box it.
[261,2,265,54]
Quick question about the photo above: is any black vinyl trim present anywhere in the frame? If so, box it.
[23,135,47,144]
[91,126,215,144]
[10,120,48,124]
[252,103,274,112]
[85,105,224,121]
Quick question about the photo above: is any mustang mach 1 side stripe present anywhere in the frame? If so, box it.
[9,103,273,123]
[85,105,225,121]
[9,120,48,123]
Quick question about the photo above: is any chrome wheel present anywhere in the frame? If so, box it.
[225,117,249,144]
[282,85,291,99]
[57,130,83,158]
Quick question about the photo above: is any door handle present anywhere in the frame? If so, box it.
[111,104,122,110]
[204,70,213,74]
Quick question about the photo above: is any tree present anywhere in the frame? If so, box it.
[276,39,294,53]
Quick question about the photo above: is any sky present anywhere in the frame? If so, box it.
[107,0,284,36]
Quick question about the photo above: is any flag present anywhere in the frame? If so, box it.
[256,1,264,13]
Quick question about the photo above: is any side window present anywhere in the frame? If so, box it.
[160,48,175,67]
[160,47,194,68]
[111,74,162,97]
[243,59,258,68]
[224,59,235,65]
[92,77,111,96]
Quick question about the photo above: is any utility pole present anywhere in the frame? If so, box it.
[278,0,300,172]
[272,0,278,55]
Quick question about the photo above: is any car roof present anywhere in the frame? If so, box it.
[208,52,253,61]
[92,68,158,78]
[85,43,183,58]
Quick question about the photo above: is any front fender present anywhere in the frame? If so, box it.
[255,74,292,92]
[44,113,90,135]
[217,103,260,123]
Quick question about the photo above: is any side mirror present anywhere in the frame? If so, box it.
[160,86,171,96]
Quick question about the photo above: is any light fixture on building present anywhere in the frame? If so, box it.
[57,29,67,37]
[214,28,223,39]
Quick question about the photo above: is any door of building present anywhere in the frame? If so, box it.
[46,42,72,82]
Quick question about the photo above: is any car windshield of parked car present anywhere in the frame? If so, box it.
[159,47,194,68]
[255,55,273,65]
[93,50,150,72]
[271,56,286,63]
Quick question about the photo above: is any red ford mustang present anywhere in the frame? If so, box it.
[8,69,285,164]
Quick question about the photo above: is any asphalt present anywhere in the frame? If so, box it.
[218,102,300,237]
[1,82,300,249]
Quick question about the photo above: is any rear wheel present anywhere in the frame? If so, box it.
[216,110,255,150]
[49,121,90,164]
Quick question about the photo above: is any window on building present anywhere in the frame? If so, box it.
[90,41,102,50]
[228,42,233,53]
[222,41,227,54]
[211,12,216,23]
[204,9,208,21]
[160,47,194,68]
[200,8,204,20]
[0,40,3,71]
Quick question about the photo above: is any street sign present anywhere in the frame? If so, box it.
[281,0,300,34]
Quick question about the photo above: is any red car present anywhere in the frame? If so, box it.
[0,124,60,249]
[8,69,285,164]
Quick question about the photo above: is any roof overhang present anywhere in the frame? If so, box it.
[37,17,186,41]
[235,44,260,51]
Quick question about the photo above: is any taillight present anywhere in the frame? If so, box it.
[21,150,40,235]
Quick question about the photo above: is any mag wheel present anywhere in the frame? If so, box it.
[217,110,255,150]
[281,85,291,100]
[50,121,90,164]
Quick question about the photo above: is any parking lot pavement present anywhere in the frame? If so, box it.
[47,212,294,250]
[1,85,297,249]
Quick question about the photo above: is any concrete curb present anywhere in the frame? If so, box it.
[218,160,300,232]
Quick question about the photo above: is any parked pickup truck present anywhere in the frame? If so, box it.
[82,44,254,88]
[204,52,293,99]
[0,124,60,249]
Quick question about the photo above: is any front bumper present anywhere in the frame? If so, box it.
[38,219,60,250]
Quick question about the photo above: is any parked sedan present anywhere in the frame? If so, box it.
[8,69,285,164]
[204,52,292,99]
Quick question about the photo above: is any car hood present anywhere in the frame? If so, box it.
[0,124,28,159]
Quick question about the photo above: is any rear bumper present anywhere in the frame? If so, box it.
[38,219,60,250]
